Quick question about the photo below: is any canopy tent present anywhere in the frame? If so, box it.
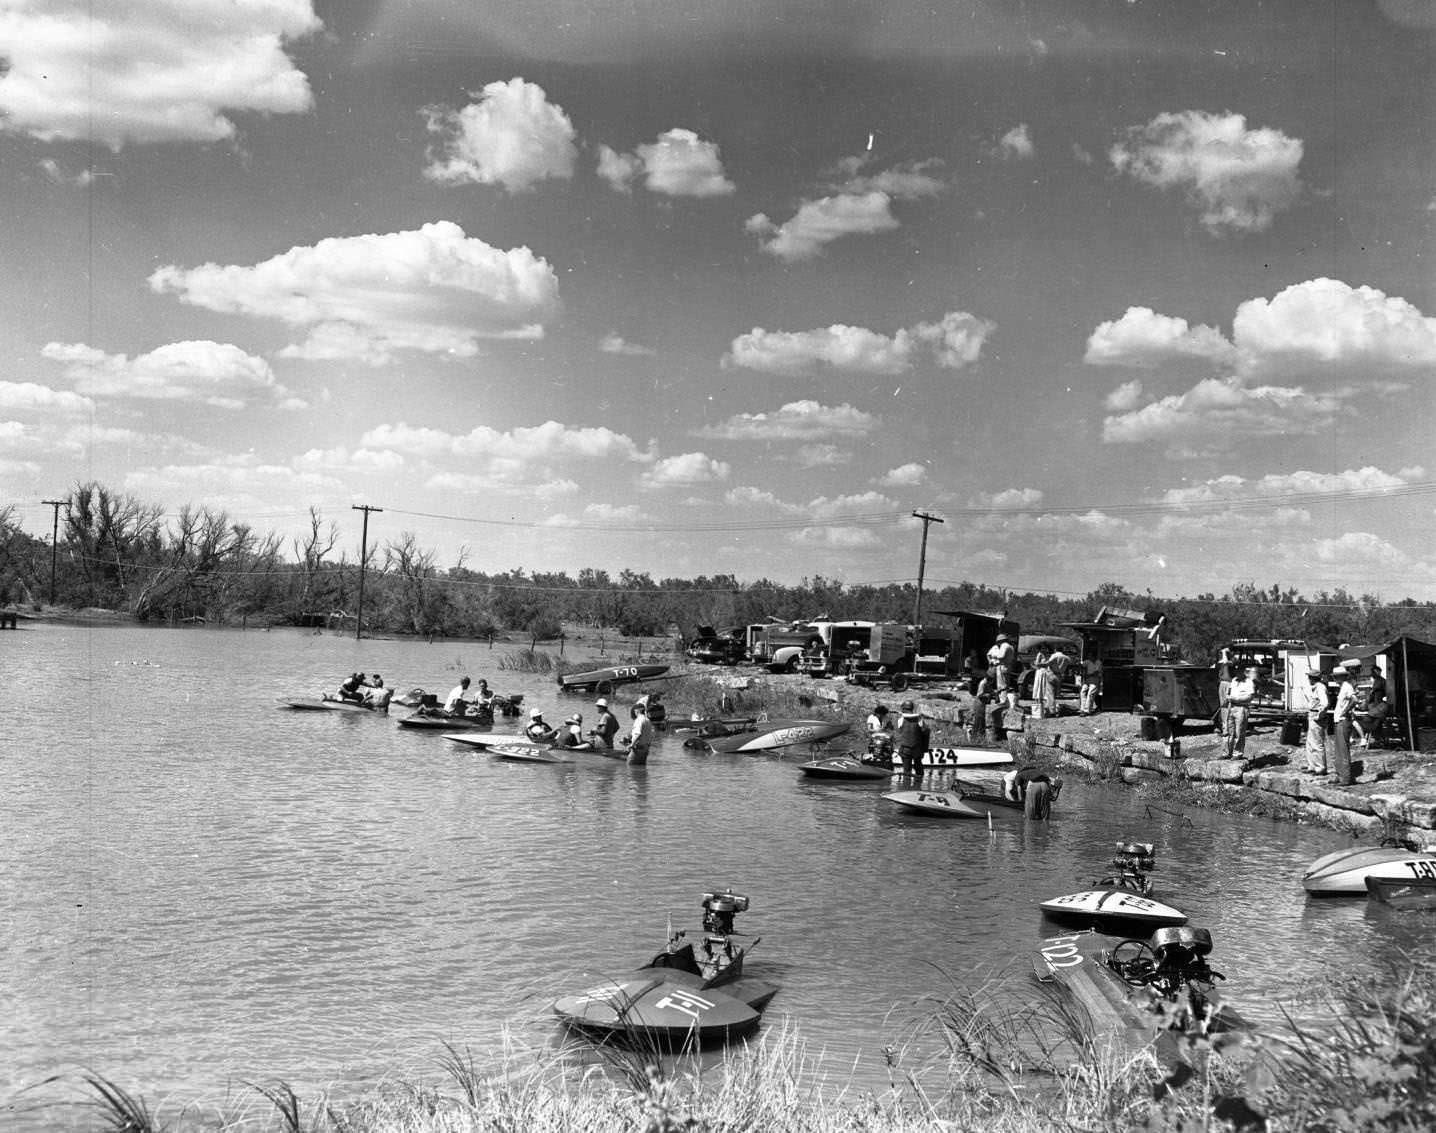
[1332,637,1436,753]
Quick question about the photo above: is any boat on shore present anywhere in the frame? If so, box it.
[1032,926,1243,1063]
[552,889,778,1048]
[868,745,1015,769]
[1303,844,1436,895]
[558,664,669,694]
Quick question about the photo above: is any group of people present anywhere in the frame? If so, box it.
[521,693,656,765]
[1301,659,1388,786]
[336,671,391,708]
[864,699,931,775]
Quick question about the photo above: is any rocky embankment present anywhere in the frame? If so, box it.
[748,669,1436,841]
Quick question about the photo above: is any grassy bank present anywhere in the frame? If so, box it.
[44,956,1436,1131]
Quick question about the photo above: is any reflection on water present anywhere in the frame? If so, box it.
[1,623,1426,1124]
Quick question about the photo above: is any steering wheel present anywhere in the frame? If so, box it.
[1108,939,1159,986]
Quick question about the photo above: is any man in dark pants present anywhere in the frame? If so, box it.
[894,700,930,777]
[1331,661,1360,786]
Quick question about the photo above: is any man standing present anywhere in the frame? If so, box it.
[1046,644,1070,716]
[987,634,1018,713]
[592,697,620,750]
[1303,668,1329,774]
[1079,655,1102,716]
[626,701,654,765]
[1332,661,1360,786]
[1226,666,1257,757]
[894,700,931,777]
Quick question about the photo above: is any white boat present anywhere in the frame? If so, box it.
[1038,889,1188,930]
[919,746,1014,768]
[881,789,991,819]
[440,732,535,750]
[1301,845,1436,896]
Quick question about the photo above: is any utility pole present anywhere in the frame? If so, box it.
[352,504,382,640]
[42,498,65,608]
[911,509,944,628]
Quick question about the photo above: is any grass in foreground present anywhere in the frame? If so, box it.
[34,956,1436,1132]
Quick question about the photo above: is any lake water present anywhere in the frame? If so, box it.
[2,623,1426,1127]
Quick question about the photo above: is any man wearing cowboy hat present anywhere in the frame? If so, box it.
[894,700,931,778]
[986,633,1018,713]
[1303,667,1329,775]
[524,707,557,744]
[592,696,620,750]
[1331,661,1361,785]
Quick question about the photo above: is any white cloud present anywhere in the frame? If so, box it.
[1161,467,1419,506]
[598,128,734,197]
[789,526,884,549]
[1084,307,1236,368]
[41,340,298,409]
[822,154,946,199]
[879,462,928,487]
[641,451,731,487]
[1104,379,1144,412]
[724,486,802,511]
[1110,110,1303,234]
[0,0,319,149]
[1102,375,1342,448]
[724,311,993,374]
[423,78,577,192]
[997,123,1034,159]
[968,487,1044,509]
[788,443,853,468]
[364,420,651,464]
[0,380,95,417]
[293,447,407,474]
[695,400,879,441]
[599,333,654,355]
[746,191,899,261]
[149,221,559,366]
[583,502,645,522]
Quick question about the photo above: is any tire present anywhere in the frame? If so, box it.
[596,680,614,696]
[784,657,799,674]
[890,674,909,692]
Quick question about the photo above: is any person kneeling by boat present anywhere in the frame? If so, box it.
[894,701,930,777]
[338,671,369,703]
[1002,766,1059,819]
[626,701,655,765]
[525,708,557,744]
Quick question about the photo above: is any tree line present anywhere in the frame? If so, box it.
[3,481,1434,661]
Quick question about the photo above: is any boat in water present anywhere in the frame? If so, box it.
[552,889,778,1048]
[277,693,391,714]
[1038,888,1188,932]
[1365,875,1436,910]
[796,755,891,780]
[1032,926,1243,1062]
[705,719,850,753]
[1302,843,1436,896]
[881,788,997,819]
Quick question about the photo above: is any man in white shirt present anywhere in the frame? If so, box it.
[1225,666,1257,757]
[443,676,472,714]
[1303,668,1329,774]
[627,702,654,765]
[1332,661,1360,785]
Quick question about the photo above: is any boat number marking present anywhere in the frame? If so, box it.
[1403,859,1436,880]
[916,792,953,806]
[1037,934,1089,971]
[612,667,641,678]
[769,727,820,743]
[652,989,717,1020]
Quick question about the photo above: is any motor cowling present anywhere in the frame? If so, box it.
[701,889,750,935]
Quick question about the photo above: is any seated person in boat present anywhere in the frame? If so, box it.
[473,678,496,711]
[443,676,473,714]
[553,713,585,747]
[337,671,369,702]
[525,708,557,743]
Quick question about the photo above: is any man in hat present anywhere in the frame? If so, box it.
[592,696,620,750]
[1225,666,1257,757]
[987,634,1018,713]
[894,700,931,777]
[626,700,654,765]
[1303,667,1329,775]
[524,707,556,744]
[1331,661,1360,785]
[553,712,585,748]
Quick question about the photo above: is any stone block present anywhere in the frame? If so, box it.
[1181,757,1248,783]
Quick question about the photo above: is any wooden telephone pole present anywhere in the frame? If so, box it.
[352,504,382,640]
[42,498,65,607]
[911,509,944,628]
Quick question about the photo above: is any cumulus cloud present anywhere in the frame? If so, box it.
[788,443,853,468]
[1161,467,1419,506]
[0,0,319,149]
[0,380,95,417]
[597,128,734,196]
[640,451,731,487]
[821,154,946,199]
[1110,110,1303,234]
[293,447,407,474]
[746,191,899,261]
[997,123,1034,159]
[695,400,879,441]
[1084,307,1236,368]
[423,78,577,192]
[125,460,343,501]
[968,487,1044,509]
[878,463,928,487]
[599,333,654,355]
[40,340,299,409]
[724,311,993,375]
[1104,379,1144,412]
[724,486,802,511]
[363,420,651,464]
[1101,375,1342,448]
[149,222,559,366]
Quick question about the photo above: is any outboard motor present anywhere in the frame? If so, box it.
[701,889,750,936]
[1114,840,1156,873]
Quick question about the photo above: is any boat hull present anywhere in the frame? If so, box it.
[881,789,989,819]
[1039,889,1188,931]
[706,720,850,753]
[797,756,891,780]
[559,664,669,691]
[277,697,384,713]
[396,713,492,730]
[439,732,530,749]
[1302,846,1436,895]
[553,972,778,1047]
[1366,875,1436,909]
[489,743,573,763]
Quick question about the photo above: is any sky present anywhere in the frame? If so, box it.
[2,0,1434,602]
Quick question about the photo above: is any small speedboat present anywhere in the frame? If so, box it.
[881,788,991,819]
[1032,926,1243,1063]
[396,711,494,730]
[797,755,891,780]
[277,694,389,713]
[706,719,850,753]
[559,663,669,693]
[1038,889,1188,932]
[439,732,532,750]
[1302,844,1436,896]
[552,889,778,1048]
[1365,875,1436,909]
[490,742,575,763]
